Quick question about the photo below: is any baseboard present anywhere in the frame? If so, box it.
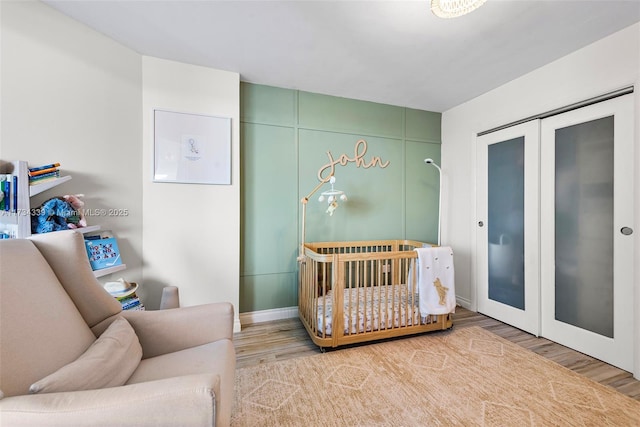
[456,296,473,311]
[239,306,298,328]
[233,316,242,333]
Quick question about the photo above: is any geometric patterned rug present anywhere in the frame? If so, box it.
[232,326,640,426]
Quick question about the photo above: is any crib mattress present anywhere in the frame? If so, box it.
[314,284,433,336]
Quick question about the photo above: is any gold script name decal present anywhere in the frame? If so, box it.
[317,139,390,182]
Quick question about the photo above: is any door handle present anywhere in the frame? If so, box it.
[621,227,633,235]
[478,221,484,227]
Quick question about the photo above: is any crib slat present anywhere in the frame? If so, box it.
[375,260,379,331]
[333,253,344,347]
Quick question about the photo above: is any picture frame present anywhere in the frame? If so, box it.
[153,109,232,185]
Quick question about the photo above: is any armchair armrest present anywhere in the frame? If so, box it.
[121,302,234,359]
[0,374,218,427]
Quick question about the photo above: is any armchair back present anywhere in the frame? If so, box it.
[0,238,96,396]
[29,231,122,329]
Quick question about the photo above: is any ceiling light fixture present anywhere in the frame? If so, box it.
[431,0,486,18]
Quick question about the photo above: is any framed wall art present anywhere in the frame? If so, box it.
[153,109,231,185]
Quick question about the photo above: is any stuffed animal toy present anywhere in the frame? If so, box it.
[31,197,74,234]
[31,194,88,234]
[62,194,87,229]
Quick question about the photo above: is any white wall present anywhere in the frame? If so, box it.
[442,23,640,372]
[2,3,241,327]
[142,57,241,330]
[1,1,143,281]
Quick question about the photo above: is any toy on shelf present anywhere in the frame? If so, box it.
[62,194,87,229]
[31,194,87,234]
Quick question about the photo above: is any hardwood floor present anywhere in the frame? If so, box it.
[234,307,640,401]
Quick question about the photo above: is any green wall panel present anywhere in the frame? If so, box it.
[406,108,441,142]
[239,273,297,312]
[298,91,404,138]
[405,141,441,244]
[241,123,298,275]
[240,83,296,126]
[240,83,441,314]
[299,130,404,243]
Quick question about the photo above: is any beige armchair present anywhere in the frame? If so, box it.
[0,230,235,426]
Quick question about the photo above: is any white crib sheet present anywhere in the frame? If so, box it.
[314,285,435,337]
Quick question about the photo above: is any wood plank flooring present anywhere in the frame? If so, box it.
[234,307,640,401]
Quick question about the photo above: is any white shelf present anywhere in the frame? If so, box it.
[78,225,101,234]
[93,264,127,278]
[3,161,128,278]
[0,161,30,237]
[29,175,72,197]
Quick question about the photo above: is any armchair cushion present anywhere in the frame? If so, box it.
[30,317,142,394]
[0,374,218,427]
[126,338,235,427]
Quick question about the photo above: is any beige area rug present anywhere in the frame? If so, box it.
[232,326,640,426]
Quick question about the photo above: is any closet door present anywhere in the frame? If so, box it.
[476,120,540,335]
[540,95,634,372]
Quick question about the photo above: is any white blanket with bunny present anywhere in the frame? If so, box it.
[414,246,456,317]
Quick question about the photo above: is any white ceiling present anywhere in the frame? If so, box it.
[43,0,640,112]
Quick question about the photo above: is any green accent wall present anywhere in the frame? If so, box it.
[240,83,441,313]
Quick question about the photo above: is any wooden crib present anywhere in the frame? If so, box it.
[298,240,453,349]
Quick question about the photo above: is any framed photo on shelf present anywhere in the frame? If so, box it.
[153,109,232,185]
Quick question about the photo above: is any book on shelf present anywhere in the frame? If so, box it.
[28,162,60,173]
[118,295,141,310]
[29,171,61,184]
[117,294,145,311]
[12,175,17,213]
[103,278,145,311]
[29,170,60,180]
[84,233,122,271]
[29,166,60,177]
[0,230,15,239]
[28,163,62,186]
[0,174,17,213]
[0,176,5,211]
